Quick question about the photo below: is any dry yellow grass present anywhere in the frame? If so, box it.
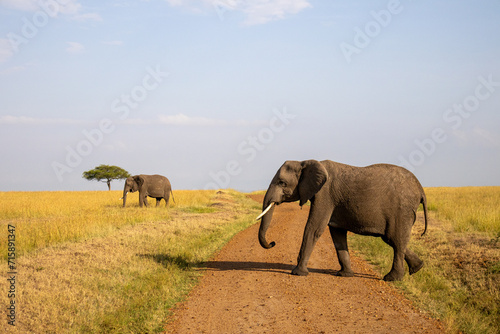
[425,186,500,235]
[0,190,216,258]
[0,189,259,333]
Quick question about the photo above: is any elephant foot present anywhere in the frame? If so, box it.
[383,271,404,282]
[335,270,354,277]
[291,266,309,276]
[409,261,424,275]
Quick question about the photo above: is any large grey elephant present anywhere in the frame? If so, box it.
[256,160,428,281]
[122,174,174,208]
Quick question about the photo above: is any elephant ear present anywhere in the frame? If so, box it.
[298,160,328,206]
[134,175,145,189]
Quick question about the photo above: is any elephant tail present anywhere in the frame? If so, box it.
[170,191,176,204]
[420,194,428,237]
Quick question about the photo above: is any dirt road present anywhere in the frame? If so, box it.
[164,195,444,333]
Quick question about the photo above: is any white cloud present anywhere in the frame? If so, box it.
[0,114,260,127]
[66,42,84,54]
[121,114,262,126]
[73,12,103,21]
[0,115,84,125]
[472,127,500,148]
[165,0,312,25]
[0,38,15,63]
[158,113,266,126]
[102,40,124,46]
[55,0,82,15]
[102,140,128,152]
[0,0,83,16]
[0,65,26,75]
[0,61,35,74]
[158,113,229,126]
[453,127,500,148]
[121,118,152,125]
[165,0,188,6]
[239,0,312,25]
[0,0,39,11]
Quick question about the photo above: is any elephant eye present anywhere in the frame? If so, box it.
[278,180,287,187]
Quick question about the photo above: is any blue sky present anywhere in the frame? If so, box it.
[1,0,499,192]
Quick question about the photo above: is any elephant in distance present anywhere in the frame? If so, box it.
[122,174,174,208]
[256,160,428,281]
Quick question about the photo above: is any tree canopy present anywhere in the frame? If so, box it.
[82,165,131,191]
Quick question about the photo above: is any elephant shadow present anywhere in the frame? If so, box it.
[202,260,379,280]
[138,253,194,270]
[138,253,379,280]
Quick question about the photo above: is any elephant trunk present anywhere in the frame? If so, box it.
[258,192,277,249]
[122,189,128,207]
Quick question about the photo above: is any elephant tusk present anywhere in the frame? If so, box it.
[256,202,275,221]
[120,197,123,200]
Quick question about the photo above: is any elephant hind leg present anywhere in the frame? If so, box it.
[156,198,161,207]
[383,251,406,281]
[405,249,424,275]
[381,235,406,282]
[329,226,354,277]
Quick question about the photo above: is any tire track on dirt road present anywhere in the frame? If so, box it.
[164,195,444,333]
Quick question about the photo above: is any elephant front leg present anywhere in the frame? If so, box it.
[329,226,354,277]
[292,204,331,276]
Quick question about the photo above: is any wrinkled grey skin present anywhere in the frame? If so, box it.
[258,160,428,281]
[122,174,173,208]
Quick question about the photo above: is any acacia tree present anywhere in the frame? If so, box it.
[82,165,131,191]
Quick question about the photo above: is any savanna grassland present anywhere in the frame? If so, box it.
[1,187,499,334]
[0,190,260,333]
[349,186,500,334]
